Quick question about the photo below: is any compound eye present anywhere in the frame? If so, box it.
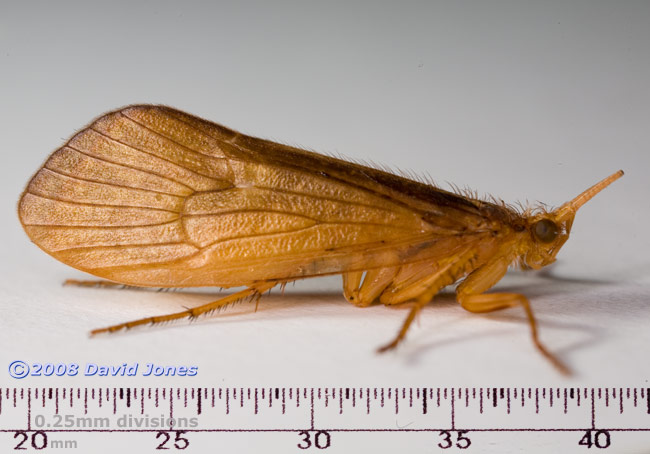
[533,219,559,243]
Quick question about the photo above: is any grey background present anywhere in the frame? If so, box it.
[1,1,649,452]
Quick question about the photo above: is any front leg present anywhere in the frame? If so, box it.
[457,255,570,374]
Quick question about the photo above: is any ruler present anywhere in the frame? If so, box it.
[0,387,648,452]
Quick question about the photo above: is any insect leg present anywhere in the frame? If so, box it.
[457,257,569,374]
[379,261,444,306]
[376,302,427,353]
[376,250,477,352]
[342,271,364,304]
[90,281,277,335]
[64,279,126,288]
[342,267,399,307]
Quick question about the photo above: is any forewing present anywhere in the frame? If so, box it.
[19,105,496,286]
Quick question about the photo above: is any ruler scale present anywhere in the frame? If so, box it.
[0,387,648,451]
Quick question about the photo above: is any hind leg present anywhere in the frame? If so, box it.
[64,279,126,288]
[90,281,277,335]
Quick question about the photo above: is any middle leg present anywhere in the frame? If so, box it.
[342,266,399,307]
[377,249,478,352]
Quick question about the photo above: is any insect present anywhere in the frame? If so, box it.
[18,105,622,373]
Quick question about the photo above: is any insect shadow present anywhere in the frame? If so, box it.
[401,277,650,370]
[87,271,642,365]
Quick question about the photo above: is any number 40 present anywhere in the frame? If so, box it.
[579,430,611,449]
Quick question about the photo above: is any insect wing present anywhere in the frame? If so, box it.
[19,106,494,286]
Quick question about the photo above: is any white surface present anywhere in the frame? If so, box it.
[1,1,649,452]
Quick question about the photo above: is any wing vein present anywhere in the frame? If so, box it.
[22,220,181,229]
[95,226,437,271]
[41,165,183,197]
[25,191,180,213]
[56,241,195,254]
[66,145,195,193]
[199,224,323,250]
[186,209,415,230]
[267,186,406,215]
[186,208,318,222]
[162,109,240,144]
[120,111,226,160]
[88,127,217,180]
[162,110,433,216]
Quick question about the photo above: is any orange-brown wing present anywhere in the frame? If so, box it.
[18,105,501,287]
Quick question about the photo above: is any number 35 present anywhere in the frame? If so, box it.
[438,430,471,449]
